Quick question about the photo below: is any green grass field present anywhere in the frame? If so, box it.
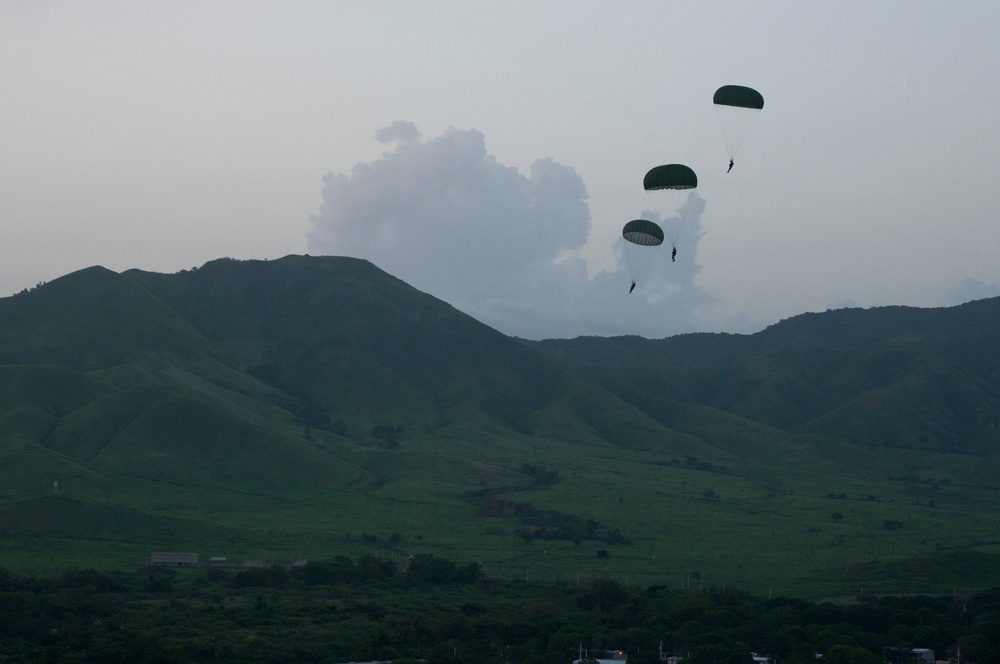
[4,414,999,599]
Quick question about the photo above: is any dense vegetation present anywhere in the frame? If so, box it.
[0,556,998,663]
[2,255,999,597]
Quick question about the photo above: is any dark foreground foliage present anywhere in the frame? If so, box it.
[0,558,999,664]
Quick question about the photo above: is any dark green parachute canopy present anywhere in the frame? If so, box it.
[622,219,664,247]
[643,164,698,192]
[714,85,764,110]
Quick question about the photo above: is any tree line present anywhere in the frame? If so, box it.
[0,559,997,663]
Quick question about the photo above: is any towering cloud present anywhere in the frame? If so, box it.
[308,123,714,339]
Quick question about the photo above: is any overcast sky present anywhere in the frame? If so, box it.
[4,2,1000,340]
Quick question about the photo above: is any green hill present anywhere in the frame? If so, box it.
[1,255,998,597]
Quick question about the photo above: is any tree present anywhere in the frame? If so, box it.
[689,643,753,664]
[575,578,630,611]
[826,645,882,664]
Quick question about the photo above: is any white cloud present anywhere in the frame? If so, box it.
[375,121,421,145]
[308,124,718,339]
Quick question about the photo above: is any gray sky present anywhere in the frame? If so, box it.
[4,2,1000,340]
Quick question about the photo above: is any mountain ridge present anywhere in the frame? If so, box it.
[1,254,998,595]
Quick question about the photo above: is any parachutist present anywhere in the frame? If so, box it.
[714,85,763,172]
[622,219,665,294]
[671,247,677,262]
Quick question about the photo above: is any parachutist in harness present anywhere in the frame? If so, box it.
[714,85,763,173]
[671,247,677,262]
[629,281,636,294]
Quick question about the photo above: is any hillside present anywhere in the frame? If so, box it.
[530,301,1000,454]
[1,255,998,597]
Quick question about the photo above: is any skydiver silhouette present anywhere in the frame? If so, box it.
[629,281,636,294]
[671,246,677,262]
[727,158,734,173]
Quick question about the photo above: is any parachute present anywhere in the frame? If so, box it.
[713,85,764,167]
[622,218,664,247]
[642,164,698,252]
[621,219,664,290]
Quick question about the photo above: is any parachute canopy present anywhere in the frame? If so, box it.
[621,219,664,288]
[643,164,698,192]
[713,85,764,110]
[641,164,698,249]
[713,85,763,162]
[622,219,664,247]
